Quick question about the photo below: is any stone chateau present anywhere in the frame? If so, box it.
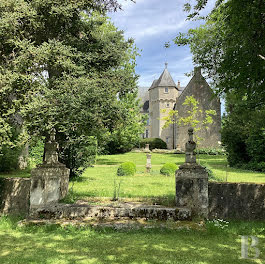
[139,64,221,150]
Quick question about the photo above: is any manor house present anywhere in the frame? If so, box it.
[139,64,221,150]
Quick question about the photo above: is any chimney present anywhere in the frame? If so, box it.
[177,80,180,90]
[194,66,202,76]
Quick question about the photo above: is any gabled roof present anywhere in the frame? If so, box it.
[149,64,178,90]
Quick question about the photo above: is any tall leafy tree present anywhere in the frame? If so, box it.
[175,0,265,170]
[0,0,142,175]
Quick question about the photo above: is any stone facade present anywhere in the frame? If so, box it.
[140,65,221,149]
[174,67,221,149]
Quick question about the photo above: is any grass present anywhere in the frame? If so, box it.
[0,216,264,264]
[1,153,265,263]
[2,152,264,205]
[64,153,265,204]
[0,168,31,178]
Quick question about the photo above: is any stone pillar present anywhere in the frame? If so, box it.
[175,128,209,218]
[144,144,151,152]
[146,154,152,173]
[30,129,70,210]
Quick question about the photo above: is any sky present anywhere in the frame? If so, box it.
[108,0,216,88]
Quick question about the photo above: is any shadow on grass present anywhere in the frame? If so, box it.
[1,219,263,264]
[96,159,122,165]
[0,169,31,178]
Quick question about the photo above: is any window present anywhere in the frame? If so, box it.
[146,130,149,138]
[166,103,170,108]
[166,137,169,144]
[146,118,150,125]
[164,87,168,93]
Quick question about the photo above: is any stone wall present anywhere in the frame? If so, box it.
[209,182,265,220]
[0,177,31,216]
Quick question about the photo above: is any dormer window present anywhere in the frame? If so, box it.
[164,87,168,93]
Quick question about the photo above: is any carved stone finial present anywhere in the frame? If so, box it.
[185,127,196,163]
[188,127,194,142]
[44,129,59,164]
[165,62,168,69]
[50,128,56,142]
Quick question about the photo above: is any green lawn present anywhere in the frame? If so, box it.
[0,217,264,264]
[1,153,265,264]
[67,153,265,204]
[1,152,265,205]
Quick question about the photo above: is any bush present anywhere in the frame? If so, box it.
[59,135,98,178]
[222,114,265,172]
[117,162,136,176]
[201,163,223,181]
[196,148,226,155]
[0,145,21,172]
[160,163,178,176]
[139,138,167,150]
[240,161,265,172]
[0,128,25,172]
[29,138,44,167]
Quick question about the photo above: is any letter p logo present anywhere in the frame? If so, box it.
[241,236,260,259]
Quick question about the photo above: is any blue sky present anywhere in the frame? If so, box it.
[108,0,215,88]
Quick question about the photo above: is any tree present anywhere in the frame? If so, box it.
[175,0,265,170]
[0,0,142,176]
[105,93,146,154]
[162,95,216,147]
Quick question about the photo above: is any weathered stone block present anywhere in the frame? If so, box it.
[32,202,192,221]
[176,163,208,218]
[30,164,69,209]
[30,129,70,210]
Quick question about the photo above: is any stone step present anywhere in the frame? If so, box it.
[31,202,191,221]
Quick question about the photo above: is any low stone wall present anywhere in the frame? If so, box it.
[32,202,192,221]
[209,182,265,220]
[0,177,31,216]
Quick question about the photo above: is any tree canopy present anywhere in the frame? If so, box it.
[0,0,143,175]
[176,0,265,170]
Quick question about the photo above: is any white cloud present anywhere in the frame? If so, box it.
[109,0,190,42]
[125,19,188,40]
[108,0,217,90]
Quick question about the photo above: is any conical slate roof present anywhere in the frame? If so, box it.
[149,64,177,90]
[156,68,177,87]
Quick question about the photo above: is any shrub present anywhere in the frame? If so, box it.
[0,145,21,172]
[139,138,167,150]
[201,163,223,181]
[160,163,178,176]
[196,148,226,155]
[240,161,265,172]
[59,135,97,178]
[29,138,44,167]
[0,128,25,172]
[117,162,136,176]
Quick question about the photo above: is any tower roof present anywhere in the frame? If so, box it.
[149,63,177,90]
